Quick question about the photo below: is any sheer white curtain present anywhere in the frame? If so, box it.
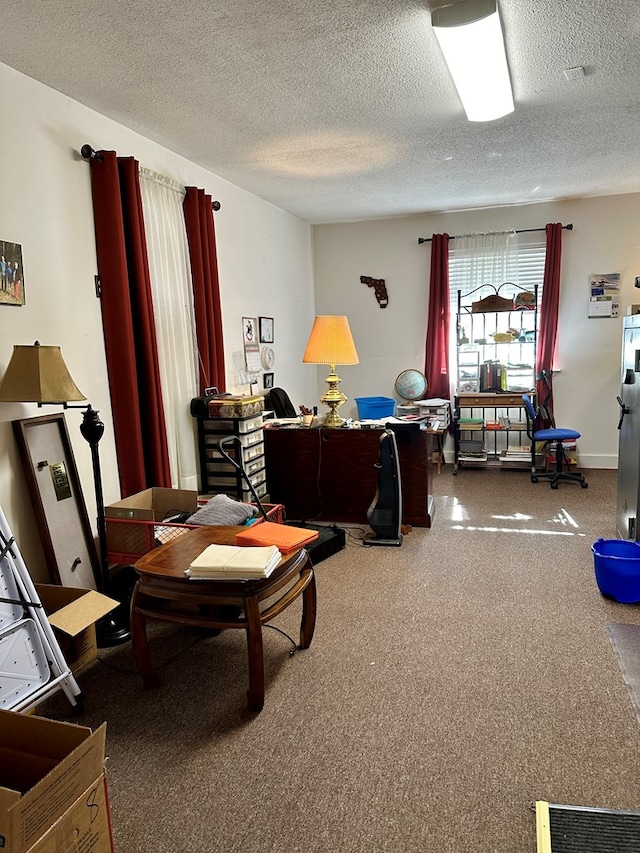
[139,168,199,490]
[451,230,518,301]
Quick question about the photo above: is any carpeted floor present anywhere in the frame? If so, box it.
[40,467,640,853]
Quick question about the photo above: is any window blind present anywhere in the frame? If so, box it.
[449,240,546,307]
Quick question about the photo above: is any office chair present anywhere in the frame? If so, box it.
[266,387,297,418]
[521,393,588,489]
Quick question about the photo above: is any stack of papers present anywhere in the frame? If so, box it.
[235,521,319,553]
[186,544,281,579]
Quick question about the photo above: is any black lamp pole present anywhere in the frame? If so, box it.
[79,405,130,646]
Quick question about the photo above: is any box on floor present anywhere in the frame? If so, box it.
[24,773,113,853]
[0,710,107,853]
[35,584,118,672]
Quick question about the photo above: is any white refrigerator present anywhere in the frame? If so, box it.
[617,314,640,539]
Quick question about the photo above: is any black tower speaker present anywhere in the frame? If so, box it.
[364,428,403,547]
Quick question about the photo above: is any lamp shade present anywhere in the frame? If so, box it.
[432,0,513,122]
[0,343,86,404]
[302,316,359,366]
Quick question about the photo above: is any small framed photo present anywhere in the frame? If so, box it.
[242,316,258,344]
[259,316,274,343]
[0,240,25,306]
[263,372,274,390]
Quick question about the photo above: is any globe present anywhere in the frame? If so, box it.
[395,369,428,401]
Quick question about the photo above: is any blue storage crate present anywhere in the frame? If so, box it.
[354,396,396,420]
[591,538,640,603]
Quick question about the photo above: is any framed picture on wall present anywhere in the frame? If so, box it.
[263,372,274,390]
[0,240,25,306]
[259,316,274,343]
[242,316,258,344]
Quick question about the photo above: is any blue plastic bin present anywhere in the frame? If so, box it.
[354,396,396,420]
[591,538,640,603]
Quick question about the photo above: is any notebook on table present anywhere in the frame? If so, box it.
[186,543,281,579]
[234,521,318,553]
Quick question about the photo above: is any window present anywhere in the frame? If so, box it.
[448,236,546,392]
[449,237,546,310]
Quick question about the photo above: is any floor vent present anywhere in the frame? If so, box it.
[536,801,640,852]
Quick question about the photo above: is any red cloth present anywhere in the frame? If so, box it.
[535,223,563,417]
[424,233,451,400]
[183,187,226,394]
[88,152,171,495]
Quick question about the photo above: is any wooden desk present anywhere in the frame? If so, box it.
[264,426,434,527]
[132,526,316,712]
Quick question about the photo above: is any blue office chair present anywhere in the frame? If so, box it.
[521,394,588,489]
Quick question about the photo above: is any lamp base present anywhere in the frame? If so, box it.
[96,613,131,648]
[323,406,345,428]
[96,564,139,647]
[320,368,347,428]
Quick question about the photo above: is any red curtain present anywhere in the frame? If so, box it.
[183,188,226,394]
[88,152,171,496]
[424,233,451,400]
[535,223,563,419]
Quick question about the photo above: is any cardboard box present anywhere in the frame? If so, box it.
[35,585,118,672]
[105,487,198,561]
[24,774,113,853]
[105,487,198,522]
[0,711,106,853]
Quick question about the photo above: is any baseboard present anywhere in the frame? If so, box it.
[575,455,617,469]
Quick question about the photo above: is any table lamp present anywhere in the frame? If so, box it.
[302,316,359,427]
[0,342,129,646]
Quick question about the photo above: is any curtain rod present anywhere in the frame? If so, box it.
[80,144,221,210]
[417,224,573,244]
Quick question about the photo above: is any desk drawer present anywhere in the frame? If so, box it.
[206,456,265,477]
[204,415,263,434]
[457,393,526,407]
[205,442,265,462]
[206,468,266,488]
[204,429,264,448]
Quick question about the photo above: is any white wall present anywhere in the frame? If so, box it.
[0,62,316,582]
[313,196,640,468]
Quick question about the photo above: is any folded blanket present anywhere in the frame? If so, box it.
[185,494,258,526]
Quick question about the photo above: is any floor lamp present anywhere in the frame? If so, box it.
[0,342,130,646]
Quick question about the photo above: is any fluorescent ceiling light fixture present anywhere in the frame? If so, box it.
[432,0,514,122]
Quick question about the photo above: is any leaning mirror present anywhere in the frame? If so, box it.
[395,369,428,401]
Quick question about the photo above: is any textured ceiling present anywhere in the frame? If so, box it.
[3,0,640,223]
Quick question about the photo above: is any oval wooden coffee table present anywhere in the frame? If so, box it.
[131,525,316,711]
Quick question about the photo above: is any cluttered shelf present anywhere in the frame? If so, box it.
[454,392,536,473]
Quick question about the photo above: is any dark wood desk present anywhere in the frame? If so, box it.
[264,426,434,527]
[132,526,316,711]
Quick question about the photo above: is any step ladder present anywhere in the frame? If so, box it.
[0,505,83,713]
